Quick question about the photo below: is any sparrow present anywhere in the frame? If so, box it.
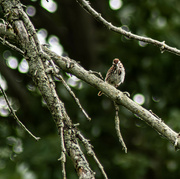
[98,58,125,96]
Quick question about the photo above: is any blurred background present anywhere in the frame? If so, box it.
[1,0,180,178]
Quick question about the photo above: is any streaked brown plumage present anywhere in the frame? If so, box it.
[98,58,125,96]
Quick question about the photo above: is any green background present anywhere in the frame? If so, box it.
[1,0,180,178]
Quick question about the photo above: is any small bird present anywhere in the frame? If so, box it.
[98,58,125,96]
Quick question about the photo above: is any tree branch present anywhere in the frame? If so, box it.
[0,85,40,141]
[54,72,91,121]
[76,0,180,56]
[0,0,95,178]
[42,46,180,149]
[1,10,180,150]
[1,0,180,178]
[114,102,127,153]
[77,130,108,179]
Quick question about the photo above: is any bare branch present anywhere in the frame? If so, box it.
[77,131,108,179]
[42,46,180,149]
[18,9,43,53]
[1,1,180,178]
[55,73,91,121]
[64,125,95,179]
[0,37,24,55]
[0,85,40,141]
[58,122,67,179]
[46,58,91,121]
[1,21,179,152]
[89,70,103,80]
[0,1,95,178]
[76,0,180,56]
[114,102,127,153]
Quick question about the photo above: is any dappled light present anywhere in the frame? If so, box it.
[1,0,180,178]
[37,28,48,44]
[41,0,57,13]
[6,56,18,70]
[18,59,29,74]
[26,5,36,17]
[133,93,145,105]
[109,0,123,10]
[48,35,64,55]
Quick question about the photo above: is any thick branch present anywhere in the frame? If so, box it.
[43,46,180,149]
[1,0,180,166]
[0,1,95,178]
[1,19,180,150]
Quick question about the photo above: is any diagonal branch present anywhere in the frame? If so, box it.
[0,0,95,178]
[55,73,91,121]
[44,58,91,121]
[76,0,180,56]
[42,46,180,149]
[0,85,40,141]
[114,102,127,153]
[1,1,180,178]
[1,20,180,150]
[77,130,108,179]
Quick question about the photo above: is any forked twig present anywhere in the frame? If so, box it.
[55,73,91,121]
[47,59,91,121]
[77,131,108,179]
[0,85,40,141]
[114,102,127,153]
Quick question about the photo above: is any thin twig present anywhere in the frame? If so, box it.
[58,122,67,179]
[47,59,91,121]
[56,74,91,121]
[76,0,180,56]
[0,37,24,55]
[0,85,40,141]
[114,102,127,153]
[89,70,103,80]
[77,131,108,179]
